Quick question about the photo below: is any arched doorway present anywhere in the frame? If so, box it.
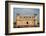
[26,22,28,24]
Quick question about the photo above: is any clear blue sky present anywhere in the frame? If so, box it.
[13,8,39,22]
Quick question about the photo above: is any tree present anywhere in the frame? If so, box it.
[17,13,20,16]
[34,14,37,16]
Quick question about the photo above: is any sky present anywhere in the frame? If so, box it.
[13,8,40,22]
